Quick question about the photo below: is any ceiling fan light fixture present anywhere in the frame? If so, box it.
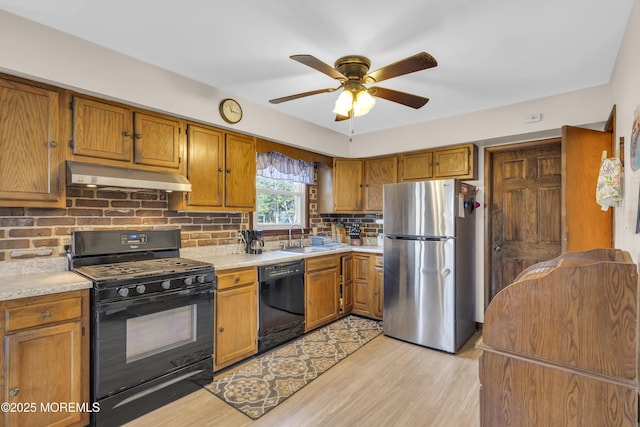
[333,90,353,116]
[353,90,375,117]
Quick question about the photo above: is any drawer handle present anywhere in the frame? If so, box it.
[42,311,52,319]
[218,327,224,333]
[234,277,240,283]
[9,387,20,397]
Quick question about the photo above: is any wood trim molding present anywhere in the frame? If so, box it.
[256,138,333,166]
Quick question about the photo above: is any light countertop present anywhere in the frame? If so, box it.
[0,245,383,301]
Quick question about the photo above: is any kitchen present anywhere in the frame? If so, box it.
[0,1,640,426]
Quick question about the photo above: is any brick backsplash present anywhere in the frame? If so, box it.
[0,188,249,262]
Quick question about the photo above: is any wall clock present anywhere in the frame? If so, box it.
[219,98,242,124]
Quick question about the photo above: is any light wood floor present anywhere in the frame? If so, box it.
[125,332,482,427]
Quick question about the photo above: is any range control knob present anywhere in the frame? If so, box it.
[117,287,129,297]
[197,275,206,284]
[184,276,193,286]
[161,280,171,290]
[135,284,146,294]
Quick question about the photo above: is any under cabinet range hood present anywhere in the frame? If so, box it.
[67,161,192,192]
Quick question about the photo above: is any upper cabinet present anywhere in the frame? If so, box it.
[169,123,256,211]
[399,143,478,181]
[319,156,397,214]
[70,96,184,171]
[0,76,65,207]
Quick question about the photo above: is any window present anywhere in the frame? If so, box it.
[254,177,306,229]
[253,152,313,230]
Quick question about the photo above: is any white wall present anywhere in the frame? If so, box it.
[610,0,640,268]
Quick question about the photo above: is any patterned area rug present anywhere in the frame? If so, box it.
[205,315,382,419]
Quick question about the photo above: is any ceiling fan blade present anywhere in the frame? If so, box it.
[364,52,437,84]
[269,87,340,104]
[370,87,429,109]
[290,55,347,81]
[335,114,350,122]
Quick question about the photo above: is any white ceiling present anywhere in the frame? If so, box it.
[0,0,634,136]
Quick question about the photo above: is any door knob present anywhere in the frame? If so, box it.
[493,246,502,253]
[9,387,20,397]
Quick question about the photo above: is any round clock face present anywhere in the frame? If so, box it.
[220,99,242,124]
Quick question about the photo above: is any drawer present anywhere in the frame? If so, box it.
[374,255,383,268]
[306,254,338,272]
[6,297,83,332]
[217,267,257,290]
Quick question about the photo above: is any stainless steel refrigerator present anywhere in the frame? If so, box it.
[383,179,476,353]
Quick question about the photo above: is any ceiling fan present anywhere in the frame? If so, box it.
[269,52,437,121]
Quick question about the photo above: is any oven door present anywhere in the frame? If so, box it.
[93,285,214,399]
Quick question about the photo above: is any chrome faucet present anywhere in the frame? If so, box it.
[288,223,304,247]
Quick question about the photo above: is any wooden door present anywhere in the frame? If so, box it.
[352,254,371,315]
[333,159,363,211]
[341,254,354,314]
[372,265,383,319]
[72,96,132,161]
[224,133,256,209]
[133,112,181,169]
[562,126,613,251]
[364,156,397,212]
[185,124,224,208]
[0,78,62,204]
[488,142,562,302]
[400,151,433,181]
[215,284,257,369]
[305,264,339,331]
[6,321,84,427]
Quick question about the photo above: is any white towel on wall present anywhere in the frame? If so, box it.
[596,157,624,211]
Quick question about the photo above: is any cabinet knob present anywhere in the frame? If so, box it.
[42,310,52,318]
[123,131,131,137]
[135,133,142,139]
[218,327,224,333]
[234,276,240,283]
[218,168,223,172]
[226,168,231,173]
[9,387,20,397]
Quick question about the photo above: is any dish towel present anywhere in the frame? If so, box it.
[595,157,623,211]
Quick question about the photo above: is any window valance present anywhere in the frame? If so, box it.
[256,151,314,184]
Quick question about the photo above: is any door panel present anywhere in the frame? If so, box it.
[489,143,562,302]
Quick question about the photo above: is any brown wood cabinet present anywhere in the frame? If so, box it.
[214,267,258,371]
[340,254,353,314]
[305,255,340,331]
[351,252,383,320]
[400,143,478,181]
[332,159,364,212]
[477,249,638,426]
[363,156,397,212]
[0,76,65,207]
[2,290,89,427]
[169,124,256,211]
[70,96,184,170]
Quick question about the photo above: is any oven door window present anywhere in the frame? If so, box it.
[126,305,197,363]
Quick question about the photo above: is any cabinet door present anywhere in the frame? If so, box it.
[364,156,397,212]
[400,151,433,181]
[133,112,182,169]
[341,254,353,314]
[0,78,62,205]
[433,145,471,178]
[305,263,339,331]
[352,255,371,315]
[6,321,84,427]
[373,266,384,319]
[72,96,132,161]
[224,133,256,209]
[185,124,224,208]
[333,159,364,211]
[215,283,258,369]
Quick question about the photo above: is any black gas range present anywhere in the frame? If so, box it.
[69,229,215,427]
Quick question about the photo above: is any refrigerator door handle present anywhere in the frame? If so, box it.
[385,235,454,242]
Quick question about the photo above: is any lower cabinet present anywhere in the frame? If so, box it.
[214,267,258,371]
[340,254,353,314]
[3,290,89,427]
[352,252,383,320]
[305,255,340,332]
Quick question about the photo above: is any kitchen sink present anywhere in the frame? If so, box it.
[280,244,345,254]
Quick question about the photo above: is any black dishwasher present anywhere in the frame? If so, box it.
[258,260,305,353]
